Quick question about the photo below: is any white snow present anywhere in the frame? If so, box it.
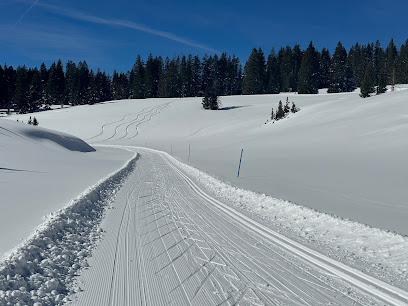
[0,119,134,258]
[2,85,408,303]
[11,87,408,235]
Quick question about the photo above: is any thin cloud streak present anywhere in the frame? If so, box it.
[15,0,40,26]
[39,3,220,54]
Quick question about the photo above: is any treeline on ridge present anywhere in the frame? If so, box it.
[1,38,407,113]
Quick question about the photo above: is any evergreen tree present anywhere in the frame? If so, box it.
[112,70,129,100]
[360,62,375,98]
[278,46,292,92]
[87,70,98,104]
[297,41,320,94]
[100,71,112,102]
[385,38,398,87]
[291,102,299,113]
[202,81,220,110]
[28,67,42,110]
[328,42,354,93]
[266,49,280,94]
[396,39,408,84]
[77,61,90,104]
[45,62,56,105]
[275,100,285,120]
[0,65,6,109]
[191,55,202,96]
[130,55,145,99]
[374,40,385,83]
[348,43,363,87]
[319,48,331,88]
[291,44,303,91]
[200,54,213,95]
[39,63,48,105]
[284,97,290,113]
[144,54,162,98]
[231,55,243,95]
[46,60,65,105]
[4,65,16,112]
[215,52,228,95]
[158,57,180,98]
[242,48,266,94]
[14,66,30,113]
[179,55,192,97]
[64,60,79,105]
[376,68,388,94]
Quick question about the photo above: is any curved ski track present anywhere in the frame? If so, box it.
[72,147,408,306]
[86,101,172,143]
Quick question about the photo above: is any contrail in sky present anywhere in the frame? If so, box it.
[38,3,220,54]
[15,0,40,26]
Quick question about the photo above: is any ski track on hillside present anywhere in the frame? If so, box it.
[69,148,408,305]
[85,105,158,141]
[87,101,172,143]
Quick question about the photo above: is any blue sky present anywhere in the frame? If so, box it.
[1,0,407,73]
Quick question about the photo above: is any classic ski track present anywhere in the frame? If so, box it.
[150,168,193,306]
[166,186,270,305]
[133,177,151,306]
[165,166,345,305]
[159,171,226,305]
[168,175,364,305]
[156,149,408,306]
[107,169,148,305]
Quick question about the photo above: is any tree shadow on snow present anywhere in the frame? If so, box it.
[0,167,46,173]
[219,105,252,111]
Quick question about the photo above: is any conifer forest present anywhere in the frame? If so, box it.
[1,38,408,113]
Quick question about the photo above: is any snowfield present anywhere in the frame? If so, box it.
[1,86,408,305]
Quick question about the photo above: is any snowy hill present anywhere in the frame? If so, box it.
[2,87,408,304]
[10,86,408,235]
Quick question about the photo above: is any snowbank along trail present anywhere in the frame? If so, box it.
[0,150,138,305]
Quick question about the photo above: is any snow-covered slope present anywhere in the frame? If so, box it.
[0,119,134,258]
[2,87,408,304]
[10,86,408,235]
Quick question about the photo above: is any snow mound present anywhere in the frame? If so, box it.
[1,119,95,152]
[0,152,138,305]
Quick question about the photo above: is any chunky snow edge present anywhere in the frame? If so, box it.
[144,148,408,291]
[0,151,138,305]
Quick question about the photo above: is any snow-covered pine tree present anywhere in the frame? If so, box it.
[202,82,219,110]
[360,62,375,98]
[376,69,388,95]
[284,97,290,113]
[275,100,285,120]
[291,102,299,113]
[297,41,320,94]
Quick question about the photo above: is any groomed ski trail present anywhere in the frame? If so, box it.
[70,147,408,306]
